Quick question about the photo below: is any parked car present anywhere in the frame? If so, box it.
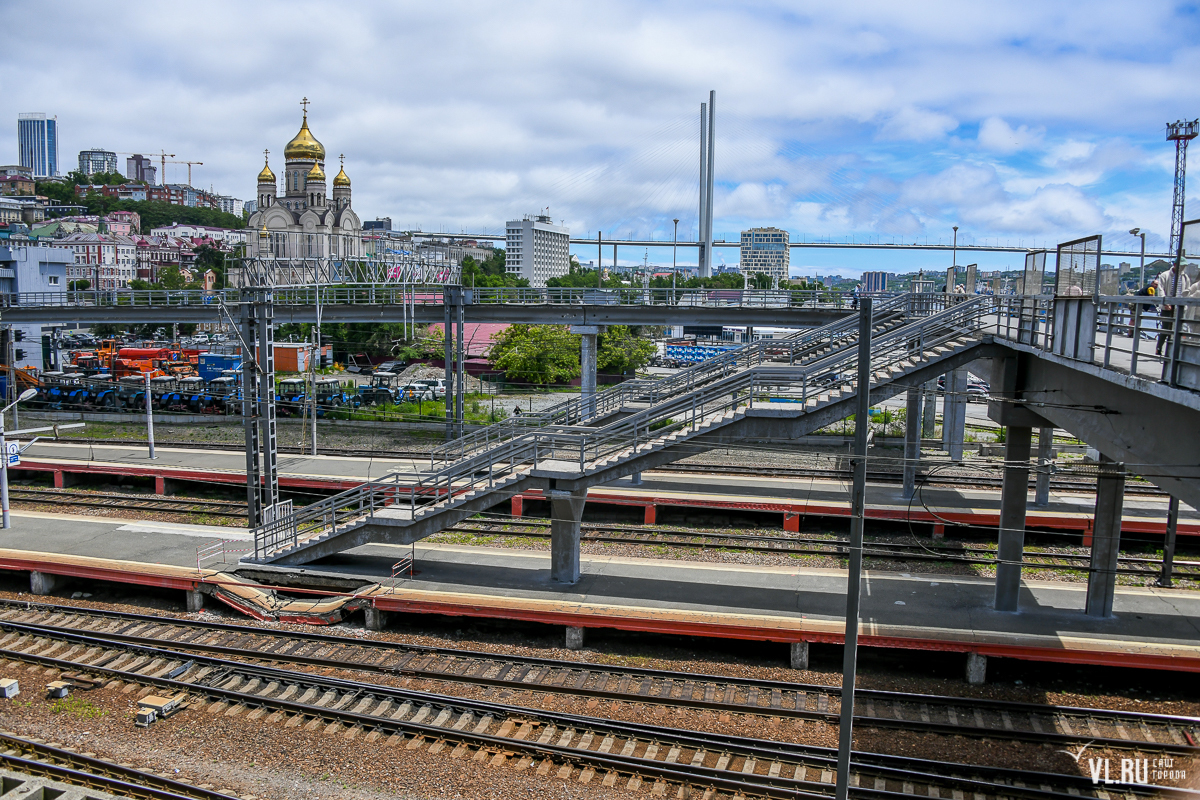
[397,382,436,402]
[413,378,447,400]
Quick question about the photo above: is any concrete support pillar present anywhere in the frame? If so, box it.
[565,626,585,650]
[921,382,936,438]
[943,369,967,461]
[185,589,205,612]
[571,325,601,421]
[789,641,809,670]
[365,607,390,632]
[940,373,953,451]
[1086,458,1126,618]
[965,652,987,685]
[29,571,59,595]
[994,426,1032,612]
[902,387,922,499]
[630,472,642,485]
[549,491,587,584]
[1034,427,1053,507]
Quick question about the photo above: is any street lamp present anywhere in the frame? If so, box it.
[951,225,959,289]
[672,218,679,301]
[1,388,38,529]
[1129,228,1147,288]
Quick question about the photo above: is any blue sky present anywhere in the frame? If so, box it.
[2,1,1197,277]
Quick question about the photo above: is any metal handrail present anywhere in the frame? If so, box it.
[258,298,987,560]
[431,294,917,464]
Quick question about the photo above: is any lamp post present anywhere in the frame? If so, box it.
[951,225,958,282]
[1,388,38,529]
[1129,228,1146,288]
[672,218,679,302]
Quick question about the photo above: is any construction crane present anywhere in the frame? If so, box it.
[111,151,203,186]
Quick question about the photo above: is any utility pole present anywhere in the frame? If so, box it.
[597,231,603,289]
[835,297,873,800]
[672,218,679,301]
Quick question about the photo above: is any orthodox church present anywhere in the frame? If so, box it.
[247,100,362,260]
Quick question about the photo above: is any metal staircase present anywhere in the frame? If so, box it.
[251,296,988,565]
[431,293,920,465]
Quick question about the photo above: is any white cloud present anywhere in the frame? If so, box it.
[977,117,1044,153]
[877,107,959,141]
[0,0,1193,248]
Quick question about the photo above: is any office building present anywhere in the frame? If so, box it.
[0,244,70,369]
[125,154,157,185]
[363,217,392,231]
[17,113,58,178]
[505,213,569,286]
[739,227,789,286]
[78,148,118,176]
[861,271,888,292]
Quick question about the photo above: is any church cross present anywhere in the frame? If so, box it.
[300,97,310,115]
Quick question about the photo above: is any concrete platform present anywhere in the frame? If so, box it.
[12,442,1199,540]
[0,510,1197,673]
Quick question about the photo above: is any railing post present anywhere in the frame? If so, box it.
[1102,301,1115,368]
[1130,302,1142,376]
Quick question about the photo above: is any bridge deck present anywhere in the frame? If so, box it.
[1,510,1197,672]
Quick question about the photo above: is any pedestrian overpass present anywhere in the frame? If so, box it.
[247,285,1200,621]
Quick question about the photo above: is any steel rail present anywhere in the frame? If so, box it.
[4,601,1197,757]
[0,618,1177,800]
[452,517,1200,578]
[7,488,247,518]
[0,733,239,800]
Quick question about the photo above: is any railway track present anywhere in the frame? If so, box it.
[2,601,1197,760]
[0,614,1184,799]
[0,731,238,799]
[451,516,1200,580]
[43,437,1163,495]
[7,487,247,519]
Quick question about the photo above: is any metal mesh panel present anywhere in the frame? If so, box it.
[1022,251,1046,296]
[1184,218,1200,262]
[1055,235,1102,297]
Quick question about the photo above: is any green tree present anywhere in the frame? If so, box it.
[193,244,228,288]
[597,325,656,374]
[489,324,581,384]
[546,269,623,289]
[460,252,528,287]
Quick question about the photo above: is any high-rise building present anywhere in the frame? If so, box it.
[125,154,157,185]
[861,271,888,292]
[739,227,789,286]
[17,113,58,178]
[78,148,118,176]
[505,213,569,286]
[363,217,393,231]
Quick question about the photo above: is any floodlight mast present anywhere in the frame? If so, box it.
[1166,119,1198,297]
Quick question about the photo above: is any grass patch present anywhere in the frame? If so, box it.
[51,695,105,719]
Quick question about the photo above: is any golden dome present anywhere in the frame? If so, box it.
[284,113,326,162]
[257,160,275,184]
[307,162,326,181]
[333,162,350,187]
